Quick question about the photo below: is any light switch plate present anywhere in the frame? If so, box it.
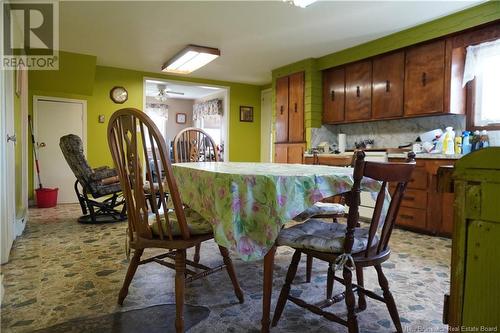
[98,115,105,123]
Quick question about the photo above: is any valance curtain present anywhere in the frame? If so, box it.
[462,38,500,126]
[193,99,223,121]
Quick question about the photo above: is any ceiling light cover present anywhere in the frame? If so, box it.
[162,45,220,74]
[284,0,318,8]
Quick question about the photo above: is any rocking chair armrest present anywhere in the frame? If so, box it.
[90,166,118,181]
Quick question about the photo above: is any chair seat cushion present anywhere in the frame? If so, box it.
[150,208,213,237]
[293,202,347,222]
[278,219,377,254]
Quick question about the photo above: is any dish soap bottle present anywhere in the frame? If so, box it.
[443,127,455,155]
[462,131,471,154]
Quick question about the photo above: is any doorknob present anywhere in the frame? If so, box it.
[38,142,46,148]
[6,134,16,143]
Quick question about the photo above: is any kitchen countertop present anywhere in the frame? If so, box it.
[304,152,463,160]
[388,152,463,160]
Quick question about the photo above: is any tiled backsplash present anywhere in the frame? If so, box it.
[311,114,500,149]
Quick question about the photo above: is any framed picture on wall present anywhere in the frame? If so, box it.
[239,106,253,122]
[176,113,187,124]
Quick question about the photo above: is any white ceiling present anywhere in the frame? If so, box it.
[145,79,223,99]
[60,1,483,85]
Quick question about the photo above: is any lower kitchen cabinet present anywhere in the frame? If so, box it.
[389,157,456,236]
[274,143,306,164]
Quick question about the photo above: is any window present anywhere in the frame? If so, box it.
[463,38,500,129]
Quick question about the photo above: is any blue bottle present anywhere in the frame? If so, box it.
[462,131,471,155]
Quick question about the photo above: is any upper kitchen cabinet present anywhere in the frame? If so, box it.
[275,75,289,143]
[372,51,404,119]
[345,61,372,121]
[323,67,345,123]
[274,71,305,163]
[404,40,446,116]
[288,71,305,142]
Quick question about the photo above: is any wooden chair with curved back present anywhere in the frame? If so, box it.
[272,151,416,333]
[172,127,219,264]
[107,108,243,333]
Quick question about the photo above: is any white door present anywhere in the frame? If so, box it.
[35,98,86,203]
[1,70,16,264]
[260,89,273,162]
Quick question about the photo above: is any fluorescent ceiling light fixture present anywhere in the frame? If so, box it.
[199,85,221,90]
[284,0,318,8]
[162,45,220,74]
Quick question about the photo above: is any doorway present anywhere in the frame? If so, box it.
[33,96,87,203]
[260,88,273,162]
[143,78,229,161]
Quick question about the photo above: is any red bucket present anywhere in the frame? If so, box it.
[35,188,59,208]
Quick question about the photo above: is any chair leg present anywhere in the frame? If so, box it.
[356,267,367,311]
[375,264,402,333]
[306,255,313,283]
[193,244,201,264]
[118,248,143,305]
[175,250,186,333]
[343,267,359,333]
[272,250,301,327]
[326,262,335,299]
[218,246,244,303]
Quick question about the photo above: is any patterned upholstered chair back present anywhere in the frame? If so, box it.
[60,134,98,195]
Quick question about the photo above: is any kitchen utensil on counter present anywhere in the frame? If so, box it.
[317,142,330,153]
[338,134,346,153]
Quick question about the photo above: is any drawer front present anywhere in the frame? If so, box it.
[401,189,427,209]
[396,206,427,230]
[408,167,428,190]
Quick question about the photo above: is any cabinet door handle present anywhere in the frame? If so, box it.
[280,105,284,115]
[400,214,414,220]
[386,80,390,92]
[294,103,297,113]
[356,86,360,97]
[331,90,335,101]
[422,72,427,86]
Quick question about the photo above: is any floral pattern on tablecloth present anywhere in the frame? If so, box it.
[173,162,386,261]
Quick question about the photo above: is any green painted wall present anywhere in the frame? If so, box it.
[271,1,500,148]
[28,52,262,196]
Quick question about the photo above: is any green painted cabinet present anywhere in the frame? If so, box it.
[447,147,500,328]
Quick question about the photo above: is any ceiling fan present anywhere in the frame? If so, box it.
[156,86,184,102]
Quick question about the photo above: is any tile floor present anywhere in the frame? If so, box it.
[1,204,452,332]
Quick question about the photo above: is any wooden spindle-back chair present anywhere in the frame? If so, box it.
[172,127,219,264]
[107,108,243,332]
[173,127,219,163]
[272,151,416,333]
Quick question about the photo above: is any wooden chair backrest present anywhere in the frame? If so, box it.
[173,127,219,163]
[107,108,191,242]
[344,151,416,257]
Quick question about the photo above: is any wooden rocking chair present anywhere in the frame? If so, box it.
[107,108,243,333]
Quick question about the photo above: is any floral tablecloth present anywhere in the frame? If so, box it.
[172,162,384,261]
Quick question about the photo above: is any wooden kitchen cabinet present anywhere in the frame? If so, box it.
[274,71,305,164]
[345,60,372,121]
[275,143,306,164]
[404,40,446,116]
[275,75,289,143]
[372,51,404,119]
[323,67,345,123]
[389,157,456,236]
[288,72,305,142]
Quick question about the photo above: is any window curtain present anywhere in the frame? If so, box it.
[193,98,223,121]
[462,38,500,126]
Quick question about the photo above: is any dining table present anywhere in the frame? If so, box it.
[172,161,386,332]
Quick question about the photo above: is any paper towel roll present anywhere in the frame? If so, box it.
[338,133,346,153]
